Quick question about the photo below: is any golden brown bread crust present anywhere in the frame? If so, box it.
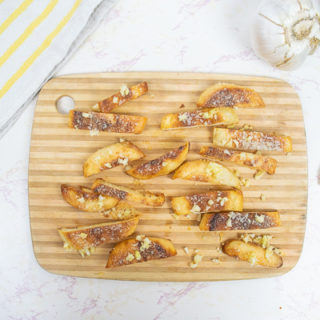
[212,128,293,152]
[61,184,118,212]
[222,239,283,268]
[125,142,189,179]
[171,190,243,215]
[58,217,139,257]
[103,201,140,220]
[172,159,241,188]
[200,211,280,231]
[106,236,177,268]
[197,83,265,108]
[93,81,148,112]
[69,110,147,134]
[160,107,238,130]
[83,141,145,177]
[200,146,277,174]
[92,178,165,207]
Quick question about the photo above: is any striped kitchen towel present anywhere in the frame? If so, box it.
[0,0,115,138]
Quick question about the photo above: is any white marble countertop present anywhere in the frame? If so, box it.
[1,1,320,319]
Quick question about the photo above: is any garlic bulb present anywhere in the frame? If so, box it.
[251,0,320,70]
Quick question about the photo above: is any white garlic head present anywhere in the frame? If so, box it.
[251,0,320,70]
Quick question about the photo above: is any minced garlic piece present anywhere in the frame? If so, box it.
[82,112,92,118]
[193,254,202,264]
[113,96,119,104]
[265,246,273,261]
[183,247,189,254]
[120,84,129,97]
[77,197,85,203]
[92,104,99,111]
[104,162,112,168]
[233,139,240,148]
[240,233,253,243]
[208,199,214,206]
[89,129,99,136]
[136,235,144,241]
[178,113,188,122]
[134,250,141,260]
[255,214,265,223]
[260,193,266,201]
[254,170,265,180]
[190,262,198,268]
[79,233,87,239]
[248,253,257,266]
[119,138,125,142]
[162,161,167,166]
[202,111,211,119]
[240,177,250,187]
[98,195,105,201]
[211,258,220,264]
[140,237,151,251]
[118,157,128,166]
[242,123,253,130]
[126,253,134,262]
[190,204,201,214]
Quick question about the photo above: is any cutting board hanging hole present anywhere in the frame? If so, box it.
[56,95,75,114]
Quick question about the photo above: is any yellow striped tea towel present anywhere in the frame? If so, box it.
[0,0,115,138]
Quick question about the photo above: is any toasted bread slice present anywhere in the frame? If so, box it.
[106,236,177,268]
[61,184,118,212]
[92,178,165,207]
[200,211,280,231]
[103,201,140,220]
[69,110,147,134]
[92,81,148,113]
[222,239,283,268]
[83,141,145,177]
[125,143,189,179]
[171,190,243,215]
[197,83,265,108]
[200,146,277,174]
[160,107,238,130]
[212,128,292,152]
[172,159,241,188]
[58,217,139,257]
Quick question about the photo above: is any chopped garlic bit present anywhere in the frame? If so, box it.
[82,112,92,118]
[89,129,99,136]
[120,84,130,97]
[193,254,203,264]
[119,138,125,142]
[190,204,201,214]
[140,237,151,251]
[92,104,99,111]
[255,214,265,223]
[254,170,265,180]
[190,262,198,268]
[241,123,253,130]
[118,157,128,166]
[224,149,231,156]
[211,258,220,264]
[134,250,141,260]
[178,112,188,122]
[126,253,134,262]
[183,247,189,254]
[240,233,253,243]
[113,96,119,104]
[194,249,199,254]
[98,195,105,201]
[260,193,266,201]
[104,162,112,168]
[265,246,273,261]
[240,177,250,187]
[208,199,214,206]
[136,235,144,241]
[248,253,257,266]
[77,197,85,204]
[79,232,87,239]
[162,161,167,166]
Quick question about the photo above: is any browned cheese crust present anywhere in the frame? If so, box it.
[200,146,277,174]
[125,143,189,179]
[200,211,280,231]
[106,237,177,268]
[69,110,147,134]
[197,83,265,108]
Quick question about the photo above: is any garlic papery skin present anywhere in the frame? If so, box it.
[251,0,320,70]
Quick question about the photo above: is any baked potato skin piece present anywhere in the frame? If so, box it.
[200,211,280,231]
[222,239,283,268]
[172,159,241,188]
[103,201,140,220]
[69,110,147,134]
[58,217,139,256]
[197,83,265,108]
[61,184,118,212]
[160,107,238,130]
[93,81,148,113]
[83,141,145,177]
[200,146,277,174]
[212,128,292,152]
[106,237,177,268]
[171,190,243,215]
[125,142,189,179]
[92,178,165,207]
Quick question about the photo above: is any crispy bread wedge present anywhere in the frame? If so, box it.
[222,239,283,268]
[103,201,140,220]
[92,81,148,113]
[172,159,241,188]
[200,146,277,174]
[61,184,118,212]
[171,190,243,215]
[125,142,189,179]
[212,128,292,152]
[160,107,238,130]
[58,217,139,257]
[106,236,177,268]
[200,211,280,231]
[197,83,265,108]
[69,110,147,134]
[83,141,145,177]
[92,178,165,207]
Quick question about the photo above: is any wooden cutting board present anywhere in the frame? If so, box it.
[29,72,307,281]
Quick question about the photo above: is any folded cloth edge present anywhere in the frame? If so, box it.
[0,0,116,139]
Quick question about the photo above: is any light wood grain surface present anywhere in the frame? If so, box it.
[28,72,307,281]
